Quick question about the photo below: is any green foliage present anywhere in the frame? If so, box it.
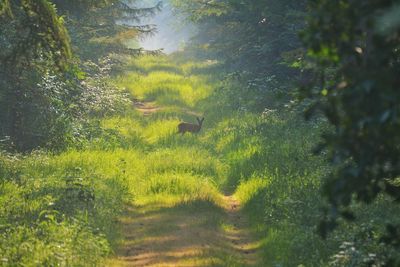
[1,45,399,265]
[0,0,75,151]
[0,0,12,16]
[301,0,400,261]
[171,0,229,21]
[207,68,400,266]
[0,152,129,266]
[171,0,308,117]
[0,55,228,266]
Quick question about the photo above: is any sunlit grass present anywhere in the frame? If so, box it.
[117,71,213,108]
[235,177,269,206]
[137,172,222,205]
[38,146,226,203]
[145,147,227,183]
[115,55,215,109]
[104,54,266,266]
[142,118,180,144]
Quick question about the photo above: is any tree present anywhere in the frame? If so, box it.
[53,0,162,60]
[301,0,400,262]
[0,0,74,150]
[172,0,307,111]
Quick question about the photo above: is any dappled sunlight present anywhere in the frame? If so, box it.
[109,197,261,267]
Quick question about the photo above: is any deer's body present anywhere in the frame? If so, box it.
[178,117,204,135]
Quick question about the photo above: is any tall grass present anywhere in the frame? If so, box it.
[0,152,125,265]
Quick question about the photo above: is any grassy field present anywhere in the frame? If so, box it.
[3,54,396,266]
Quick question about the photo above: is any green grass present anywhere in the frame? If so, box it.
[0,54,229,266]
[2,53,398,266]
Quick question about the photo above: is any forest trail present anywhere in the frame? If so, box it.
[107,56,262,266]
[133,100,161,116]
[109,195,259,266]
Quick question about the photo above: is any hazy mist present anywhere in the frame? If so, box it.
[136,0,196,53]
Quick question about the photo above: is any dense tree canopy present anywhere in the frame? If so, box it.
[0,0,71,68]
[173,0,305,71]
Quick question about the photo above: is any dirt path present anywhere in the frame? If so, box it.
[107,62,261,266]
[222,195,259,264]
[133,100,161,116]
[108,195,260,267]
[133,99,203,118]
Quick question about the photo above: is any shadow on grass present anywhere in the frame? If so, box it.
[145,65,184,76]
[127,63,185,76]
[186,64,225,77]
[143,87,193,110]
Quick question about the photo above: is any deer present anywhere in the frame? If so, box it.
[177,117,204,135]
